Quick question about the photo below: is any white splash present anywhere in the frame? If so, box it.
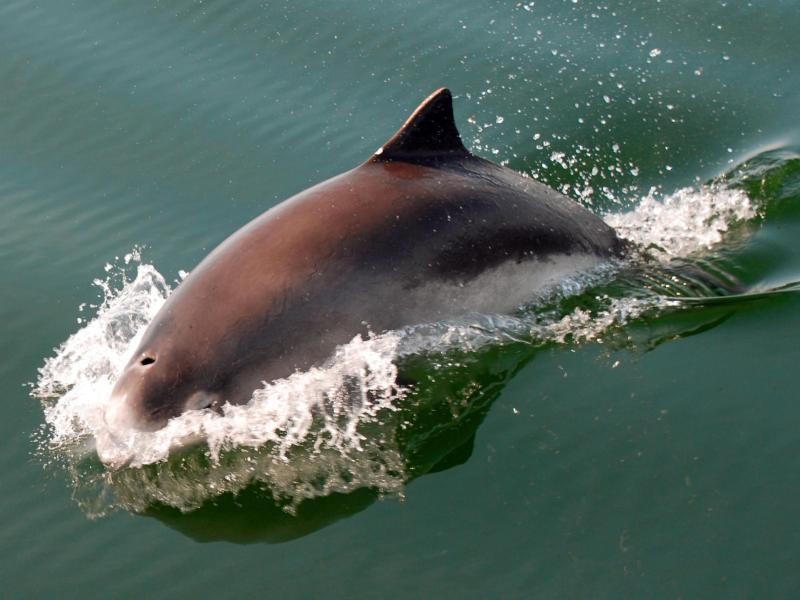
[91,332,406,469]
[606,184,755,259]
[36,262,170,451]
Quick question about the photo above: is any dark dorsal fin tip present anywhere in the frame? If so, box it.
[372,88,471,163]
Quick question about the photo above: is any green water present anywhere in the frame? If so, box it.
[3,0,800,597]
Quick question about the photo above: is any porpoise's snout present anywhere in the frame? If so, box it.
[104,353,222,434]
[105,356,167,433]
[103,389,140,433]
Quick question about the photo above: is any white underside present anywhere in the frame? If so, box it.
[402,253,603,319]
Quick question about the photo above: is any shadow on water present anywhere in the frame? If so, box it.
[144,486,379,545]
[141,288,762,544]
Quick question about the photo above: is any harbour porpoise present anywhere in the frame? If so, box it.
[105,88,625,433]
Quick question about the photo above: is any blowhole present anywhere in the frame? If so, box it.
[140,356,156,366]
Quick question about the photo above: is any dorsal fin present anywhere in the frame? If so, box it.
[372,88,471,163]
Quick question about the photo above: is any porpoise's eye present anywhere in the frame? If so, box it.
[140,356,156,366]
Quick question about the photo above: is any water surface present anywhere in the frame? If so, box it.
[3,1,800,597]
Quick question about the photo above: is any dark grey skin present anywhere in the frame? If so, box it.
[106,88,625,432]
